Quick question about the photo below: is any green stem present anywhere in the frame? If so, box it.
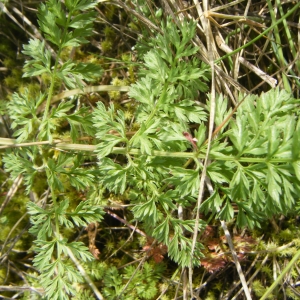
[260,248,300,300]
[129,84,168,146]
[41,12,73,124]
[0,138,297,164]
[112,147,296,164]
[44,158,60,236]
[266,0,291,92]
[40,10,74,240]
[214,2,300,64]
[276,0,300,87]
[52,190,60,236]
[42,74,57,123]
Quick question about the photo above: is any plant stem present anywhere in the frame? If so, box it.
[67,247,104,300]
[41,11,73,125]
[260,248,300,300]
[214,2,300,64]
[42,73,56,123]
[128,84,168,146]
[0,138,297,164]
[266,0,291,92]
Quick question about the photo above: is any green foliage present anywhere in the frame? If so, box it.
[2,1,104,299]
[92,16,300,269]
[102,262,165,299]
[7,90,44,142]
[2,0,300,298]
[252,279,277,299]
[72,290,95,300]
[93,102,128,158]
[22,0,102,89]
[3,148,38,193]
[26,195,104,300]
[200,89,300,228]
[93,18,209,267]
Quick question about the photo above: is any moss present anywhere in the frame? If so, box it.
[108,77,129,100]
[285,288,300,300]
[0,43,14,58]
[60,46,74,61]
[40,72,52,87]
[279,228,296,242]
[0,191,29,243]
[4,76,20,89]
[17,84,44,102]
[0,267,6,284]
[104,240,115,253]
[11,68,22,78]
[85,54,101,65]
[31,173,48,196]
[101,39,113,53]
[128,22,140,32]
[294,238,300,247]
[103,4,116,21]
[72,289,95,300]
[279,246,297,257]
[213,281,223,292]
[252,280,273,299]
[27,83,43,98]
[260,265,272,279]
[14,232,33,251]
[85,261,107,280]
[206,291,217,300]
[0,225,11,242]
[121,53,131,62]
[123,109,133,121]
[128,64,136,83]
[61,227,76,240]
[3,58,17,68]
[103,26,115,39]
[131,122,140,131]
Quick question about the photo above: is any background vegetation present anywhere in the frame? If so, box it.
[0,0,299,299]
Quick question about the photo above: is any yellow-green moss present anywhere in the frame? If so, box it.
[128,22,140,32]
[103,4,116,21]
[103,26,115,39]
[260,265,272,279]
[3,58,17,68]
[40,72,52,87]
[252,280,273,299]
[286,286,300,299]
[279,246,297,257]
[206,291,217,300]
[108,77,129,100]
[4,76,20,89]
[0,268,7,284]
[101,39,113,53]
[279,228,296,242]
[60,46,74,61]
[104,240,115,253]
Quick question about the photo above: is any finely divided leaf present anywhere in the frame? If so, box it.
[22,39,51,77]
[266,164,282,203]
[144,51,167,82]
[230,165,250,200]
[218,200,234,221]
